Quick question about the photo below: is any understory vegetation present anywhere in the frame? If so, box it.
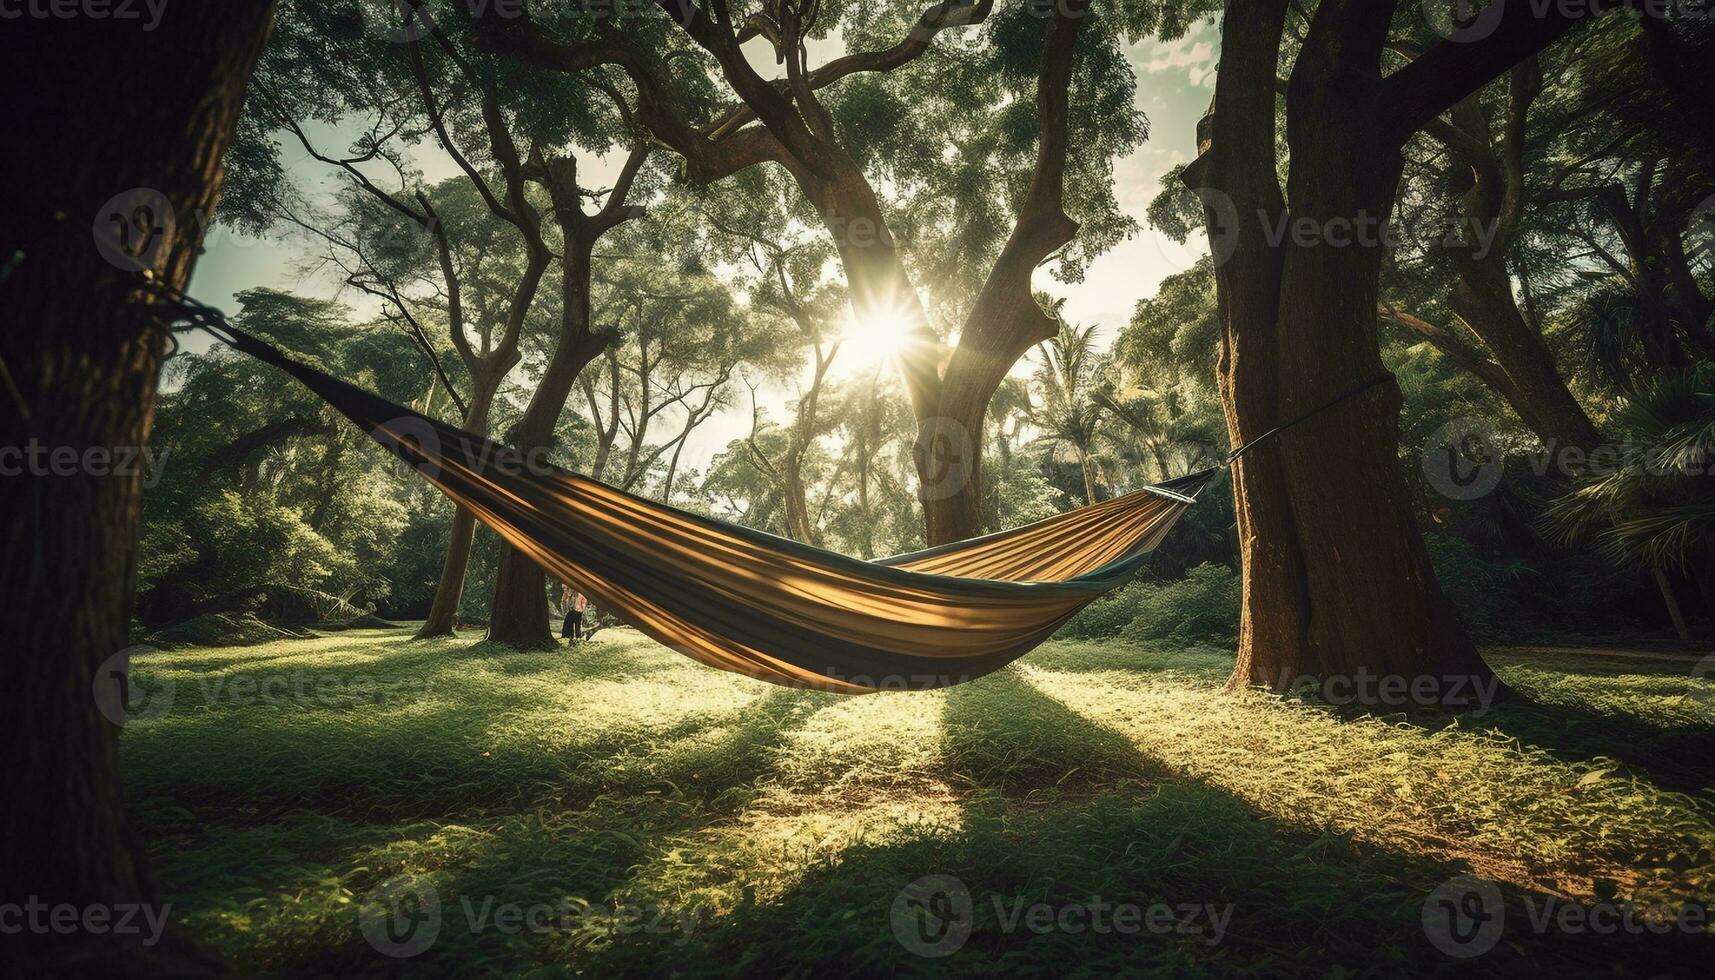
[122,628,1715,976]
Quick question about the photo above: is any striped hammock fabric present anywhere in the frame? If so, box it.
[221,327,1215,693]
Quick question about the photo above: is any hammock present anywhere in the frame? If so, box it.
[213,325,1216,693]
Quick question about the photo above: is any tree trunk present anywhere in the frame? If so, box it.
[486,232,609,649]
[911,4,1086,544]
[1196,0,1498,708]
[1449,270,1601,450]
[0,3,275,969]
[414,366,505,639]
[813,182,996,546]
[1435,73,1601,452]
[1654,567,1690,641]
[1076,447,1097,505]
[780,456,816,543]
[1269,152,1492,699]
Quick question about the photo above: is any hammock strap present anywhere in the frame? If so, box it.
[1223,373,1396,465]
[141,279,469,419]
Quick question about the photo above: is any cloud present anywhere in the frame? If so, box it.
[1131,28,1219,89]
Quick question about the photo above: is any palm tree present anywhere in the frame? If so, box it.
[1095,383,1224,483]
[1572,279,1709,397]
[1546,364,1715,637]
[1028,321,1109,505]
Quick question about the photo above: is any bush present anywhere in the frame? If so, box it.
[1423,532,1534,637]
[1056,586,1146,639]
[1122,563,1240,648]
[1057,563,1240,649]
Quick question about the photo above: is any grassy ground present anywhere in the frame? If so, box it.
[119,629,1715,977]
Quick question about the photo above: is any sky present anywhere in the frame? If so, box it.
[186,21,1220,480]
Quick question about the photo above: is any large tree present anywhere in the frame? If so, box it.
[235,2,565,639]
[0,4,278,968]
[235,1,661,647]
[1184,0,1629,703]
[1379,50,1603,450]
[480,0,1178,544]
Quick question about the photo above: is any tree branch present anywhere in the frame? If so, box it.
[1378,0,1623,145]
[1379,302,1514,395]
[702,0,993,139]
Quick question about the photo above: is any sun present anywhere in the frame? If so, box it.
[838,306,918,371]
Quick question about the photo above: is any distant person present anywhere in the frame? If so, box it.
[560,583,588,642]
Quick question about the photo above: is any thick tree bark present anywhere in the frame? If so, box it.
[1189,0,1313,697]
[1195,0,1509,707]
[0,3,276,968]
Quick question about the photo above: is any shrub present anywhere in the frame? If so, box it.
[1057,563,1240,649]
[1423,532,1534,637]
[1056,586,1146,639]
[1121,563,1240,648]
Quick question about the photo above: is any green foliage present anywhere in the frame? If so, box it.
[142,292,431,622]
[979,456,1068,534]
[1057,563,1239,649]
[1548,365,1715,571]
[1424,532,1536,637]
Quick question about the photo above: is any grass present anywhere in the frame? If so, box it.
[120,628,1715,976]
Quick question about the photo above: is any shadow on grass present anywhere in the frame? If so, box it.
[565,761,1710,978]
[1448,698,1715,797]
[940,665,1172,797]
[122,653,818,837]
[1405,655,1715,797]
[133,639,1714,978]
